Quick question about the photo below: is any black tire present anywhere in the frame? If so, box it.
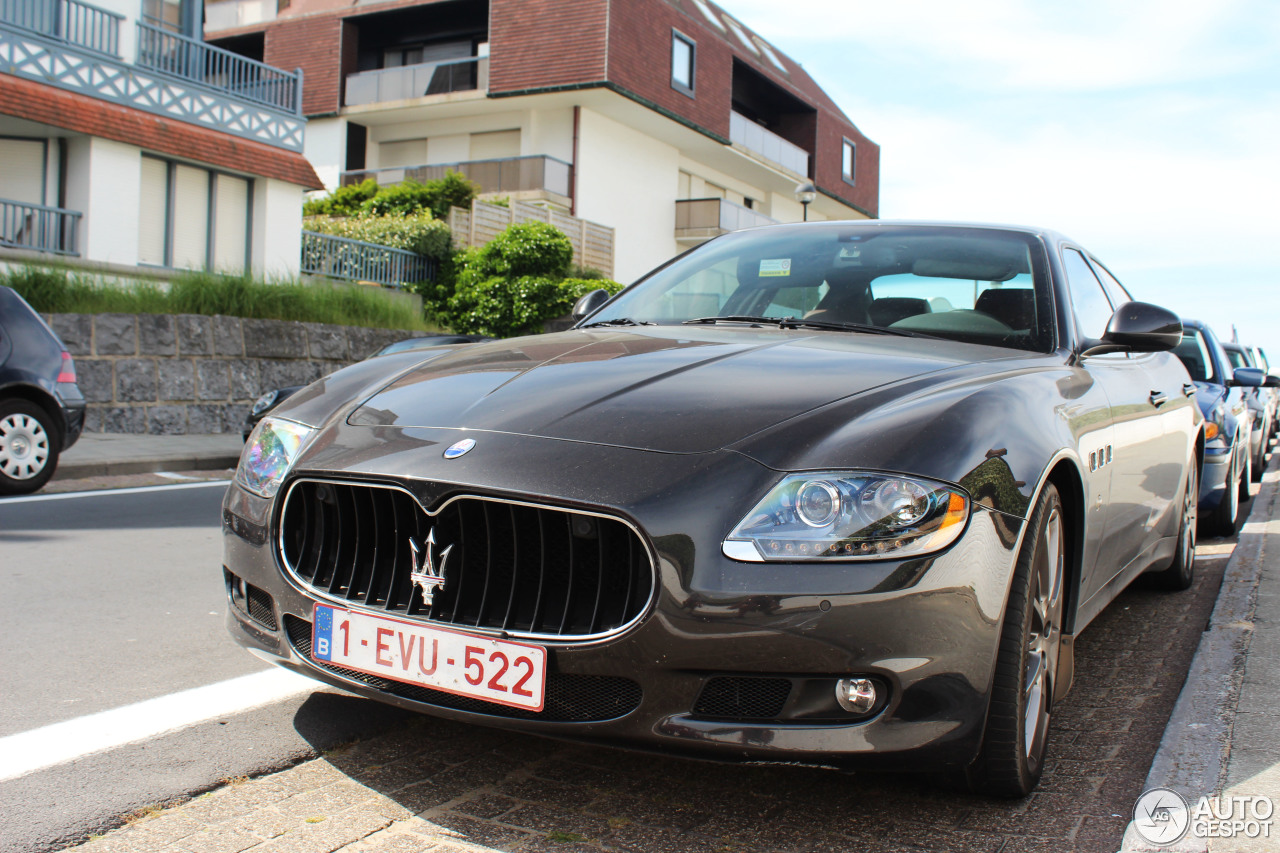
[0,399,61,496]
[967,484,1065,797]
[1238,444,1252,503]
[1252,416,1268,483]
[1204,446,1241,537]
[1148,457,1197,590]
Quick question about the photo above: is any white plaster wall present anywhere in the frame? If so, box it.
[526,108,575,163]
[767,191,805,223]
[574,108,681,283]
[252,178,303,277]
[303,116,346,191]
[96,0,136,61]
[64,136,141,266]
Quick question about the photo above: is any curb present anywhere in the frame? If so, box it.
[53,453,242,480]
[1118,460,1278,852]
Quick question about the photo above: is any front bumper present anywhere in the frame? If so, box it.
[222,427,1024,770]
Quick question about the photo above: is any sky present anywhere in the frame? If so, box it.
[727,0,1280,365]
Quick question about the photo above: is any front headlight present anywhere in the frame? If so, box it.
[236,417,315,498]
[722,472,970,562]
[250,389,281,417]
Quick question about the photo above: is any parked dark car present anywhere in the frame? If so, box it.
[1249,346,1280,446]
[0,285,85,495]
[224,222,1201,796]
[1223,341,1276,482]
[1175,321,1275,534]
[242,335,490,439]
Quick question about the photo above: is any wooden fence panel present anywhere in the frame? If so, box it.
[445,200,616,277]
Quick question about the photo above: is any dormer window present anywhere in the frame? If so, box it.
[671,30,696,97]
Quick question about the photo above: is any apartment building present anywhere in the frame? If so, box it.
[206,0,878,282]
[0,0,321,276]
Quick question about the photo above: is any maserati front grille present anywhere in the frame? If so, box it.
[278,480,654,641]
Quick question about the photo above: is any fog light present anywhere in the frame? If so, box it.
[835,677,878,714]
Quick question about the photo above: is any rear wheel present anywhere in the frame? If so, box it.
[0,400,60,496]
[1148,457,1197,590]
[1252,415,1269,482]
[1205,445,1241,537]
[967,484,1065,797]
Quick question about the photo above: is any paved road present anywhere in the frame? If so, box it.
[0,483,412,853]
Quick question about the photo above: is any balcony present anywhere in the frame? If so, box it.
[136,21,301,114]
[204,0,277,32]
[1,9,304,150]
[0,0,122,56]
[1,198,82,256]
[729,111,809,177]
[344,57,488,107]
[343,155,572,202]
[675,198,777,243]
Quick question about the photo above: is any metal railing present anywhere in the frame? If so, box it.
[0,0,122,56]
[0,198,81,256]
[344,56,488,106]
[729,111,810,176]
[300,231,436,288]
[136,21,302,114]
[675,198,777,237]
[342,155,572,198]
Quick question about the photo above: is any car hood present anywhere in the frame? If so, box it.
[347,327,1021,454]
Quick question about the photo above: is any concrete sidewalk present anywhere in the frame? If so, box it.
[55,432,245,480]
[1121,461,1280,851]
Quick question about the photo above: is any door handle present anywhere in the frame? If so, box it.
[1182,383,1197,398]
[1149,391,1169,408]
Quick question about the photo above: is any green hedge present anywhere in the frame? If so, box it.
[303,211,453,260]
[3,266,434,331]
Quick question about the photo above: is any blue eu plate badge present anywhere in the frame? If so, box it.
[312,605,334,660]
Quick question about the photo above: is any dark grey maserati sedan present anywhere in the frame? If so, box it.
[222,222,1201,796]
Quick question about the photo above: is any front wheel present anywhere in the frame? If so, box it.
[1148,456,1197,590]
[0,400,60,496]
[967,484,1066,797]
[1204,446,1241,538]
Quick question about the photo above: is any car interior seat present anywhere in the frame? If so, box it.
[868,297,931,327]
[974,289,1036,330]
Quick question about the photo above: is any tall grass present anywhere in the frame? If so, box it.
[3,267,435,331]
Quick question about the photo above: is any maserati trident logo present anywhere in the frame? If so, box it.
[408,528,453,606]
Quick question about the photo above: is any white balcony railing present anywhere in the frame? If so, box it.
[1,197,82,256]
[345,56,488,106]
[729,111,810,176]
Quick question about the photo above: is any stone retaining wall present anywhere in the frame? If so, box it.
[45,313,410,434]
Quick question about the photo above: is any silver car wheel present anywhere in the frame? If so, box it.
[1024,506,1063,761]
[0,412,50,481]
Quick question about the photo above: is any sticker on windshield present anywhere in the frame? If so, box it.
[759,258,792,277]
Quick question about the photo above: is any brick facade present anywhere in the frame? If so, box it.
[0,74,322,189]
[265,15,347,116]
[488,0,609,93]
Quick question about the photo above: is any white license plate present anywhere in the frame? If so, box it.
[311,605,547,712]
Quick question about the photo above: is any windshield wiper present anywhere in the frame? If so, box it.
[778,318,926,338]
[580,317,657,328]
[683,315,929,338]
[682,315,790,326]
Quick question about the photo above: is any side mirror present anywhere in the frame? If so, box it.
[1231,367,1266,388]
[1081,301,1182,357]
[571,289,611,322]
[1266,375,1280,388]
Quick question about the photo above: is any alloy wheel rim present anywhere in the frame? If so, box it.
[1226,451,1239,525]
[1024,506,1063,762]
[1182,465,1198,568]
[0,413,50,480]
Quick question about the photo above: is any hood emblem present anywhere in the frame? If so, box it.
[444,438,476,459]
[408,528,453,606]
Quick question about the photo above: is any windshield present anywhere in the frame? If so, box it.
[591,224,1054,351]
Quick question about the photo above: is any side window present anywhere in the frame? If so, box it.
[1089,259,1133,309]
[1174,332,1215,382]
[671,30,696,97]
[1062,248,1115,340]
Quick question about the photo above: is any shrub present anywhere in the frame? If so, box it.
[303,179,378,217]
[303,212,453,260]
[461,221,574,281]
[358,171,480,220]
[444,273,623,338]
[3,266,433,331]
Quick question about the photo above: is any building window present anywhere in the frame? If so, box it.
[842,139,856,185]
[671,31,696,97]
[139,156,252,274]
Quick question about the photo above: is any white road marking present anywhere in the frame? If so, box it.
[0,480,232,504]
[0,668,319,782]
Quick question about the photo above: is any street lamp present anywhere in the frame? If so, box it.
[794,181,817,221]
